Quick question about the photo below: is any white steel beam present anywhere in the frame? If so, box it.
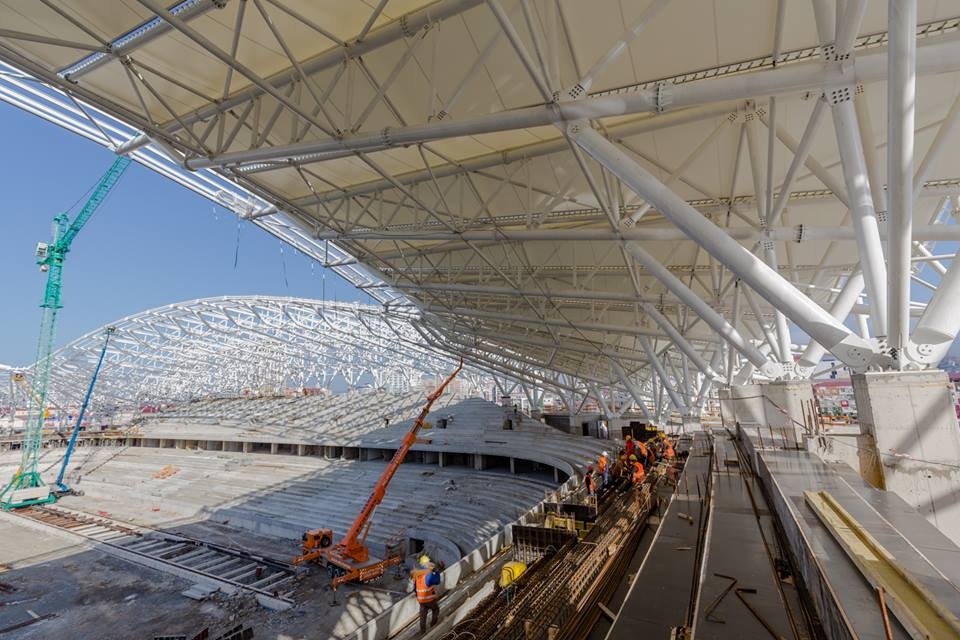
[830,100,888,337]
[183,33,960,171]
[887,0,917,364]
[568,121,875,369]
[639,337,686,412]
[621,241,773,374]
[798,272,865,367]
[115,0,487,154]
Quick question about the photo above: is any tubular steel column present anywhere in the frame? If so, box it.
[887,0,917,365]
[568,121,875,369]
[830,100,888,338]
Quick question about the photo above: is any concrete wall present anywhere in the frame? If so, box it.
[761,380,813,449]
[723,384,765,427]
[853,370,960,545]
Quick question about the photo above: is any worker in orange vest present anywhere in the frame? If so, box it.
[411,555,441,632]
[625,435,636,460]
[664,439,676,461]
[597,451,610,487]
[630,454,645,485]
[583,466,596,496]
[635,438,649,470]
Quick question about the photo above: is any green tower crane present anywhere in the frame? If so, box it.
[0,156,131,510]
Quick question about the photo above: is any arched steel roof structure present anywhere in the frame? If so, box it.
[0,297,495,414]
[2,1,960,423]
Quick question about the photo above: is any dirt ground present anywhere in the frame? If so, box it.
[0,515,405,640]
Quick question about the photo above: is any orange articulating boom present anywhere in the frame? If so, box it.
[295,358,463,579]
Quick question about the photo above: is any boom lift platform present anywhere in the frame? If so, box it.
[293,358,463,589]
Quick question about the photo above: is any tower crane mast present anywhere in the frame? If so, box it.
[0,156,131,510]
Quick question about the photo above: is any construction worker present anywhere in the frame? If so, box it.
[664,438,676,461]
[630,454,646,485]
[411,555,441,633]
[583,466,596,496]
[635,438,649,470]
[597,451,610,488]
[645,439,656,468]
[624,435,636,460]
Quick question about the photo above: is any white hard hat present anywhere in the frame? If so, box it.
[602,451,609,457]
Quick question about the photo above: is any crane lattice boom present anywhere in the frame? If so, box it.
[0,156,131,510]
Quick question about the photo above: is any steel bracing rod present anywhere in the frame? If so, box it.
[613,361,654,421]
[888,0,917,363]
[316,224,960,243]
[422,303,685,343]
[746,115,792,366]
[291,102,738,204]
[799,272,865,367]
[0,28,105,52]
[187,31,960,172]
[740,285,782,362]
[569,122,875,368]
[59,0,226,80]
[638,337,686,412]
[565,0,671,96]
[115,0,487,154]
[619,240,773,372]
[486,0,552,101]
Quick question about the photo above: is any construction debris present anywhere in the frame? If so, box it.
[153,465,180,479]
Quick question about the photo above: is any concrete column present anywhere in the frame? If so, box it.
[297,444,306,456]
[242,441,252,453]
[725,384,766,427]
[509,457,516,474]
[270,443,279,455]
[852,370,960,544]
[159,439,167,449]
[474,454,486,471]
[760,379,814,449]
[554,467,560,483]
[438,451,447,468]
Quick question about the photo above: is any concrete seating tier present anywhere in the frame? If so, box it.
[359,398,611,477]
[0,446,550,567]
[135,396,611,480]
[139,389,462,444]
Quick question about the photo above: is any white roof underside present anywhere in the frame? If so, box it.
[1,0,959,401]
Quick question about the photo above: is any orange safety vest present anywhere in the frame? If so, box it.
[665,444,676,460]
[584,473,595,493]
[636,441,648,459]
[415,572,438,603]
[631,461,645,484]
[597,456,608,474]
[625,440,636,458]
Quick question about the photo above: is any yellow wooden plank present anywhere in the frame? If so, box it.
[804,490,960,640]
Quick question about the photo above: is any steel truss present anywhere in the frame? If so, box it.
[2,1,960,421]
[0,297,505,421]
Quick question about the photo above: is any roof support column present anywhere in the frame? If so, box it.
[638,337,686,413]
[829,100,888,339]
[887,0,917,366]
[612,361,653,422]
[567,121,874,369]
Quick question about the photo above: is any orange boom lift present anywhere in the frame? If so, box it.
[294,358,463,589]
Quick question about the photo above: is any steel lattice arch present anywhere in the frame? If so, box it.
[1,1,960,422]
[0,297,495,417]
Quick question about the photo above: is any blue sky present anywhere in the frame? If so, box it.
[0,103,369,367]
